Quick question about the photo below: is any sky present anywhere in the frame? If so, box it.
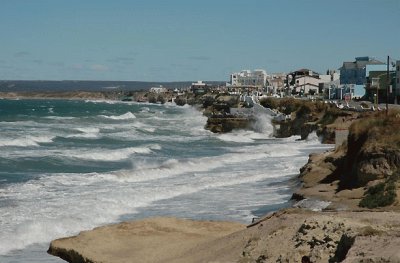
[0,0,399,81]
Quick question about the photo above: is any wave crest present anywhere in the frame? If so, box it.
[100,112,136,120]
[0,135,54,147]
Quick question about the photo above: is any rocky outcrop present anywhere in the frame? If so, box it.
[345,131,400,187]
[48,217,244,263]
[205,116,253,133]
[48,211,400,263]
[295,110,400,209]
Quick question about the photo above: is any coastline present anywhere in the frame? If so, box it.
[0,91,115,100]
[46,145,400,263]
[47,209,400,263]
[3,94,399,262]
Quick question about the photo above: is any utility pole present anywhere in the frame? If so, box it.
[386,55,389,116]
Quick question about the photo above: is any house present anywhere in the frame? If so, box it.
[287,69,336,96]
[229,69,268,88]
[320,70,340,99]
[149,85,168,93]
[191,81,208,95]
[293,75,321,95]
[339,56,384,85]
[365,70,396,104]
[266,73,286,96]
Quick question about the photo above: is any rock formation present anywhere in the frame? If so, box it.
[48,210,400,263]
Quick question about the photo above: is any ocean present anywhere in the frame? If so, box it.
[0,99,332,262]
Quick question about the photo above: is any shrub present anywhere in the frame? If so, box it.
[148,95,157,103]
[359,181,397,208]
[259,97,279,109]
[349,110,400,147]
[157,94,166,104]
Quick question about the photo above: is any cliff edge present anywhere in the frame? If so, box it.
[48,210,400,263]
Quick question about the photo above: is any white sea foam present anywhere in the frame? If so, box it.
[66,127,101,139]
[113,149,275,183]
[44,116,76,120]
[65,145,160,162]
[0,152,296,255]
[0,100,332,260]
[84,99,118,104]
[0,139,320,256]
[74,127,100,133]
[0,135,55,147]
[139,107,150,113]
[252,113,274,135]
[100,112,136,120]
[217,133,255,143]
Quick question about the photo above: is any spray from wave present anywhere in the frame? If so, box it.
[100,112,136,120]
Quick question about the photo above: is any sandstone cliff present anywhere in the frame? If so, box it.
[48,210,400,263]
[295,110,400,211]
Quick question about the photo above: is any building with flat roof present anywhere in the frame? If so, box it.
[339,56,384,85]
[287,69,337,96]
[149,85,168,93]
[229,69,268,88]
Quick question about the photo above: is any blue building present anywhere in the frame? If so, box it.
[339,57,384,85]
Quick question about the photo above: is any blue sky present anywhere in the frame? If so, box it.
[0,0,399,81]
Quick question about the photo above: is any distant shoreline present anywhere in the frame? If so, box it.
[0,91,118,101]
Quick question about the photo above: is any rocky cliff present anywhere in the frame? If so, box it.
[295,110,400,211]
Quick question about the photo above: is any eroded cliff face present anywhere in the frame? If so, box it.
[205,116,253,133]
[296,111,400,211]
[346,136,400,187]
[341,113,400,189]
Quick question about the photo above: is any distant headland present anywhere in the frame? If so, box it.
[0,80,224,92]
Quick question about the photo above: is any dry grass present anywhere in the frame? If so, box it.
[358,226,386,236]
[349,110,400,147]
[259,97,327,116]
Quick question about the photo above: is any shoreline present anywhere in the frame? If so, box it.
[3,94,400,262]
[0,91,116,101]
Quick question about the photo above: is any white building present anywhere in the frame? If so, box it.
[149,85,168,93]
[289,69,340,96]
[229,69,268,87]
[294,75,321,95]
[267,73,286,95]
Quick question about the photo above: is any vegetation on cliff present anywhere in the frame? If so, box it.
[359,180,397,208]
[344,111,400,208]
[345,111,400,187]
[298,109,400,209]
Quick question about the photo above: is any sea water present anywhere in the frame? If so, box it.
[0,99,332,262]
